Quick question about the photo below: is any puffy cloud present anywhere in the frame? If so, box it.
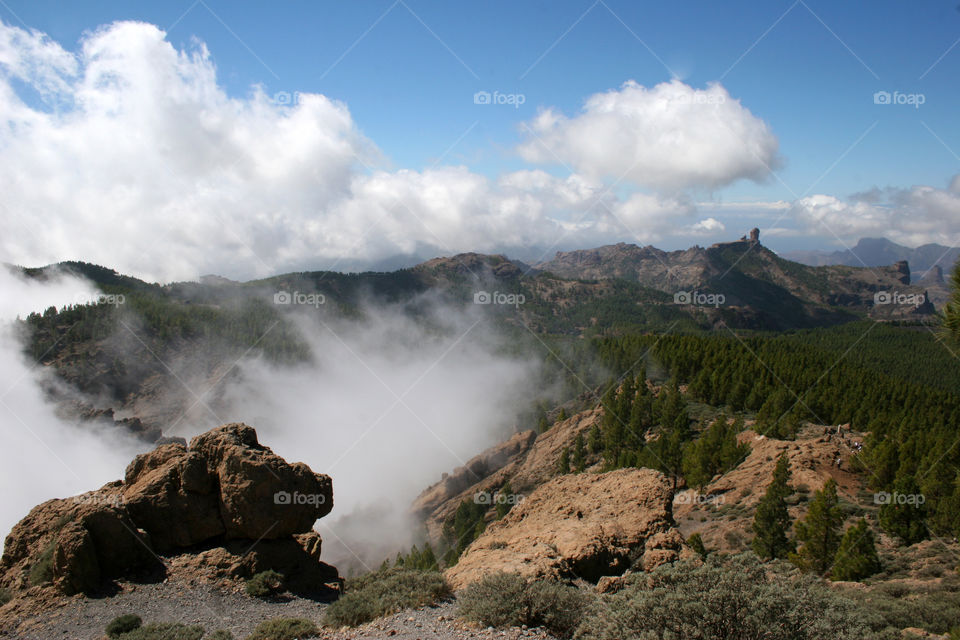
[0,21,765,282]
[793,177,960,246]
[688,217,726,235]
[517,79,779,191]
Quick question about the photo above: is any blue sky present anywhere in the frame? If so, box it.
[1,0,958,279]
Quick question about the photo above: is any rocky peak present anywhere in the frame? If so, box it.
[0,424,338,599]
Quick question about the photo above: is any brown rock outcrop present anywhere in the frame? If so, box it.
[413,409,602,541]
[444,468,690,590]
[122,424,332,549]
[0,423,337,597]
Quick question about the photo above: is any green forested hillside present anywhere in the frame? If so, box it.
[594,326,960,536]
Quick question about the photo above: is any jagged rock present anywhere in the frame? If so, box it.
[122,424,332,549]
[189,425,333,540]
[444,468,691,590]
[0,423,338,598]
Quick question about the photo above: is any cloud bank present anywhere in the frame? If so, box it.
[793,177,960,247]
[0,21,766,282]
[2,19,956,281]
[0,269,146,545]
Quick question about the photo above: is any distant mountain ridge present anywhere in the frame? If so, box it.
[784,237,959,280]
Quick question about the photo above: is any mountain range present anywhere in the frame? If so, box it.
[784,237,959,281]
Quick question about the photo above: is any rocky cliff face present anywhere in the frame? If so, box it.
[412,409,603,542]
[0,424,339,599]
[444,468,691,590]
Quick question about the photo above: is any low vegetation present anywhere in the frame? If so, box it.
[457,572,592,639]
[246,618,319,640]
[27,541,55,586]
[106,614,143,638]
[575,554,887,640]
[244,570,284,598]
[0,587,11,606]
[107,621,205,640]
[323,567,451,628]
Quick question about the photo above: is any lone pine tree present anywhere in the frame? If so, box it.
[751,452,795,560]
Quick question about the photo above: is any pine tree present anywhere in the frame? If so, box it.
[792,478,844,574]
[831,519,881,581]
[572,433,586,472]
[943,259,960,345]
[496,480,514,519]
[751,452,795,560]
[878,475,928,544]
[557,446,570,475]
[587,424,603,454]
[557,408,568,422]
[420,543,438,571]
[687,533,708,559]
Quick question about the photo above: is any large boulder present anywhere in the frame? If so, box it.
[0,487,160,595]
[0,423,337,597]
[122,424,332,549]
[444,468,691,590]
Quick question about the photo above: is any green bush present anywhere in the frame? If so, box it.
[113,622,205,640]
[106,614,143,637]
[244,570,284,598]
[246,618,318,640]
[575,554,887,640]
[323,567,451,627]
[844,580,960,635]
[0,587,12,606]
[457,572,593,639]
[208,632,234,640]
[28,542,55,586]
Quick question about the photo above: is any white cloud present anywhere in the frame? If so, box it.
[517,79,779,191]
[792,177,960,246]
[689,217,726,235]
[0,21,776,282]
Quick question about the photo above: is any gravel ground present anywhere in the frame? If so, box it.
[1,584,557,640]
